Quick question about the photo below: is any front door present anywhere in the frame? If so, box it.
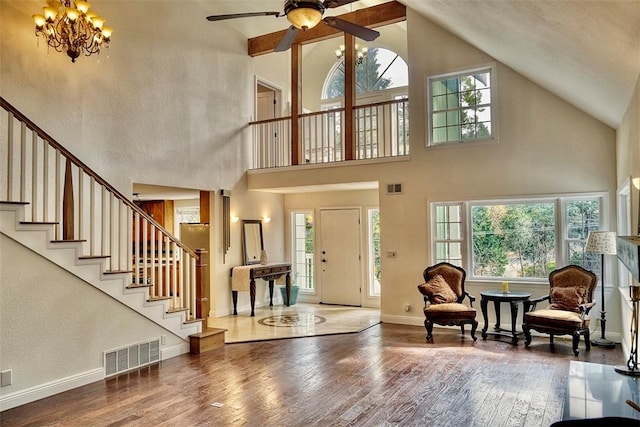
[320,208,361,306]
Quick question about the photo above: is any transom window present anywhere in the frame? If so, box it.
[432,194,605,281]
[322,47,408,101]
[427,66,494,146]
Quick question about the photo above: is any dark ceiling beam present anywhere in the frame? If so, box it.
[248,1,406,57]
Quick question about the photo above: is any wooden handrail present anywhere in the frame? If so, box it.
[0,96,198,259]
[247,99,406,126]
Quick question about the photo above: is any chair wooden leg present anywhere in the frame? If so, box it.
[470,319,478,341]
[425,319,434,343]
[584,329,591,351]
[523,324,532,347]
[572,333,580,356]
[550,334,555,349]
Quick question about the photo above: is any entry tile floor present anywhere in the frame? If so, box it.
[207,303,381,343]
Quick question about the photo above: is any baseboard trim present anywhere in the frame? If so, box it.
[0,368,104,412]
[381,314,424,326]
[161,342,190,360]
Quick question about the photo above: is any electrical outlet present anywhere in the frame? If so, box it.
[387,251,397,258]
[404,304,411,312]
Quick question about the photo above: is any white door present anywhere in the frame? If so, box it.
[320,208,361,306]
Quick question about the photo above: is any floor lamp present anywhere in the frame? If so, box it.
[585,231,617,348]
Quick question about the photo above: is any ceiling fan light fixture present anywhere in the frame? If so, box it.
[284,0,325,30]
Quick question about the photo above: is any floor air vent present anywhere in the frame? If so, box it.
[386,183,403,194]
[104,338,160,377]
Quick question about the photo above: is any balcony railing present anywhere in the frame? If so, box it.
[250,98,409,169]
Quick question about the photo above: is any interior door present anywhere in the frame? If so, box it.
[320,208,361,306]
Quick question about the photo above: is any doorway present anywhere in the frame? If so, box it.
[255,77,283,121]
[319,208,362,306]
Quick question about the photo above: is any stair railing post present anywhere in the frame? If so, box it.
[62,157,74,240]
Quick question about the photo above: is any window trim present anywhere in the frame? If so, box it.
[431,192,608,283]
[426,63,498,147]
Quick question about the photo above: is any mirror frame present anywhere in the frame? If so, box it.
[241,219,264,265]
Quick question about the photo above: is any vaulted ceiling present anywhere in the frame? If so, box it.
[204,0,640,129]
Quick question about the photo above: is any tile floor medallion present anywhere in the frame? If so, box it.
[258,313,327,327]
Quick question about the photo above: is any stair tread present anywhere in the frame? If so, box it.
[78,255,110,259]
[0,201,29,205]
[190,327,227,338]
[126,283,153,289]
[51,239,87,243]
[104,270,133,274]
[20,221,58,225]
[147,296,171,302]
[167,307,189,314]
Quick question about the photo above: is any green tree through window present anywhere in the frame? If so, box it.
[324,48,405,99]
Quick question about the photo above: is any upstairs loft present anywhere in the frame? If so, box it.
[245,1,410,172]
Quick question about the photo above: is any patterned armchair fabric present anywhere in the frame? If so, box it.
[417,262,478,343]
[522,265,597,356]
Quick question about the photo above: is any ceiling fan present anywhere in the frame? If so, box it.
[206,0,380,52]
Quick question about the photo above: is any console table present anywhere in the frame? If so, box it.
[231,262,291,316]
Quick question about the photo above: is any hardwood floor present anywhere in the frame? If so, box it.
[0,324,626,427]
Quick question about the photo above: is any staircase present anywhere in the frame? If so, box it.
[0,97,206,341]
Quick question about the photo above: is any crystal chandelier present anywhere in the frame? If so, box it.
[335,44,368,65]
[32,1,113,63]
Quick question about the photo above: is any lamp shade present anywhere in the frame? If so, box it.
[585,231,617,255]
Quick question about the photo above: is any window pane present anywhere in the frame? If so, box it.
[566,199,600,239]
[471,203,556,278]
[291,212,314,290]
[429,67,493,146]
[369,209,381,297]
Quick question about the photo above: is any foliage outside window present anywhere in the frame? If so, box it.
[291,211,314,290]
[368,209,381,297]
[432,195,604,281]
[428,66,493,146]
[323,48,408,99]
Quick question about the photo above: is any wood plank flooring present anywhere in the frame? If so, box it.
[0,324,626,426]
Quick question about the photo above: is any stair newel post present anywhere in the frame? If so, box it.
[195,248,209,323]
[62,157,74,240]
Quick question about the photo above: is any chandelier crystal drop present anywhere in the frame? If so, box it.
[32,0,113,62]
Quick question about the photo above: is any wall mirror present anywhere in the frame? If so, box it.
[241,220,264,265]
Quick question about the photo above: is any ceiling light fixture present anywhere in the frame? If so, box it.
[32,0,113,62]
[335,43,368,65]
[284,0,324,31]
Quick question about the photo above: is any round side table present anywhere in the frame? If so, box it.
[480,290,531,345]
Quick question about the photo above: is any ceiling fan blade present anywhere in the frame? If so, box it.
[274,26,299,52]
[323,17,380,42]
[206,12,281,22]
[323,0,359,9]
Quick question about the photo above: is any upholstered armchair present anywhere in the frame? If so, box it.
[522,265,597,356]
[417,262,478,343]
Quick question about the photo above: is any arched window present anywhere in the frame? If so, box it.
[322,47,408,102]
